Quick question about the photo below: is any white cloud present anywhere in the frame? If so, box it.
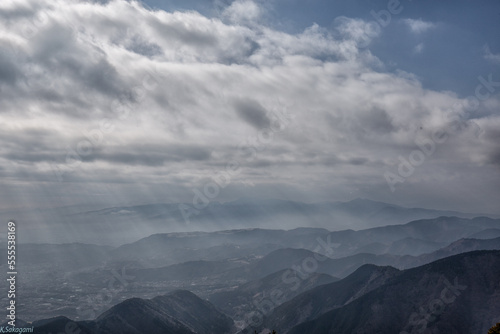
[334,16,381,45]
[0,0,498,213]
[403,18,436,34]
[414,42,424,54]
[223,0,262,24]
[483,44,500,64]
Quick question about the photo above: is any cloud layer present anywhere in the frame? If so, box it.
[0,0,499,214]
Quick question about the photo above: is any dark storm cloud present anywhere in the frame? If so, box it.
[247,159,273,168]
[95,145,212,166]
[90,152,166,166]
[0,128,57,153]
[0,52,19,84]
[80,60,128,98]
[359,107,395,134]
[488,150,500,167]
[0,2,38,21]
[3,152,57,163]
[126,36,163,58]
[233,98,271,129]
[1,143,212,166]
[484,127,500,167]
[26,23,131,105]
[348,157,369,165]
[317,156,339,167]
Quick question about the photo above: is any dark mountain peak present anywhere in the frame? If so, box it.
[165,289,199,298]
[32,316,73,327]
[472,216,499,222]
[93,289,234,334]
[286,250,500,334]
[347,263,400,278]
[404,216,500,233]
[95,297,155,321]
[152,289,219,310]
[287,227,331,234]
[32,316,93,334]
[406,215,462,225]
[260,259,401,333]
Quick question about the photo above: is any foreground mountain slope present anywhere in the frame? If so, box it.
[259,264,401,333]
[208,268,338,318]
[32,316,94,334]
[33,290,234,334]
[286,250,500,334]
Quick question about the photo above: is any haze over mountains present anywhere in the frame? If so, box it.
[2,202,500,333]
[0,198,490,245]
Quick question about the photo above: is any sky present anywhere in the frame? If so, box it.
[0,0,500,215]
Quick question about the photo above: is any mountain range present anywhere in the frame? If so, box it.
[4,213,500,328]
[29,250,500,334]
[1,198,492,244]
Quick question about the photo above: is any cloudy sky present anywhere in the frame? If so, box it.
[1,0,499,215]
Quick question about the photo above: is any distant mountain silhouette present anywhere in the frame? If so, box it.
[110,216,500,268]
[468,228,500,239]
[408,236,500,268]
[324,216,500,258]
[111,228,329,265]
[34,198,487,244]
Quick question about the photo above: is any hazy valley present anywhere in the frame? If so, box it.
[1,199,500,333]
